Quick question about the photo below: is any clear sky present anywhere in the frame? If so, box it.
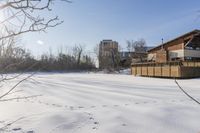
[23,0,200,57]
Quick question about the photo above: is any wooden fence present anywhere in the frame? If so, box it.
[131,61,200,78]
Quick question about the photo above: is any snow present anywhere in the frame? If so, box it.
[119,69,131,75]
[0,73,200,133]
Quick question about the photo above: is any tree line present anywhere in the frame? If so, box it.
[0,37,95,73]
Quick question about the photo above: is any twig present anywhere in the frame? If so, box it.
[0,0,70,40]
[0,117,25,131]
[175,79,200,105]
[0,72,35,99]
[0,94,42,102]
[2,89,23,96]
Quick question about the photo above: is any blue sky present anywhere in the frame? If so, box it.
[23,0,200,57]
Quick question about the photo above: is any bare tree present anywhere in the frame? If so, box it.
[93,44,99,60]
[126,40,134,53]
[126,39,147,63]
[0,0,70,100]
[133,39,147,53]
[0,0,70,40]
[73,44,84,66]
[133,39,147,62]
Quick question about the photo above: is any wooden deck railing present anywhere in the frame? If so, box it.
[131,61,200,78]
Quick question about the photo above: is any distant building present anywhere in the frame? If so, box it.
[148,30,200,63]
[99,40,119,69]
[120,47,153,60]
[119,47,153,67]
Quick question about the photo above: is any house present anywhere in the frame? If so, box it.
[131,30,200,78]
[148,30,200,63]
[99,40,119,69]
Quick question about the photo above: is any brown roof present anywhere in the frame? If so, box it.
[148,29,200,52]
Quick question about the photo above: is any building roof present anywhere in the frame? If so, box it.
[101,39,113,41]
[148,29,200,52]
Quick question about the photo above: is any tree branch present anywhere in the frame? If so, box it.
[0,0,70,40]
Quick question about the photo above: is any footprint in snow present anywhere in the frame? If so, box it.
[52,103,62,107]
[102,105,107,107]
[84,112,98,129]
[92,122,99,130]
[94,122,99,125]
[89,117,94,120]
[122,123,127,126]
[85,112,92,116]
[56,104,62,107]
[26,130,34,133]
[12,128,21,131]
[85,112,93,118]
[70,106,74,110]
[92,127,97,130]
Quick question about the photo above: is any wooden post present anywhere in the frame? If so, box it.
[147,65,148,76]
[169,63,171,77]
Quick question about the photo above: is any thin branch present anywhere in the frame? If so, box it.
[0,117,25,131]
[0,0,70,40]
[0,94,42,102]
[0,72,35,99]
[175,79,200,105]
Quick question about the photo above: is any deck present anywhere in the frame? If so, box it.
[131,61,200,78]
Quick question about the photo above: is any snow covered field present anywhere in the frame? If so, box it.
[0,73,200,133]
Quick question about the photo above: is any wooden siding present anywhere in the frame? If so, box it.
[149,38,184,54]
[166,39,184,51]
[131,61,200,78]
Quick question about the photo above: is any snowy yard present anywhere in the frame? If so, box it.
[0,73,200,133]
